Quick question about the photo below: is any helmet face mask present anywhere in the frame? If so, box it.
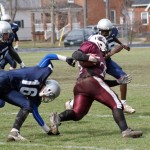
[39,80,61,103]
[88,34,109,53]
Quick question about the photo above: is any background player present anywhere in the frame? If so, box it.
[1,14,19,50]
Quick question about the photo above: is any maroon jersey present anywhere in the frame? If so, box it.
[71,41,123,120]
[78,41,106,79]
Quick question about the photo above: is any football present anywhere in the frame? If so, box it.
[79,61,96,68]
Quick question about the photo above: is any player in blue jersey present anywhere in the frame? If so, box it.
[1,14,19,50]
[0,21,25,70]
[0,14,21,70]
[0,52,75,141]
[0,21,25,108]
[49,34,142,138]
[96,18,134,114]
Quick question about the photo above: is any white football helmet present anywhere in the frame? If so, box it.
[88,34,108,52]
[1,14,11,22]
[39,80,61,103]
[0,21,12,42]
[97,18,113,31]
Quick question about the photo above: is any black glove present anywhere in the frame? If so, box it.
[47,130,60,136]
[66,57,76,67]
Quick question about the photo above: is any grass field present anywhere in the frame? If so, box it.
[0,47,150,150]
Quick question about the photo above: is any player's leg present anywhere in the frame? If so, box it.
[0,58,7,69]
[106,59,135,114]
[93,76,142,138]
[50,94,93,135]
[5,52,17,70]
[4,90,33,141]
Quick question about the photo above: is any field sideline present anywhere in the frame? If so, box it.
[0,47,150,150]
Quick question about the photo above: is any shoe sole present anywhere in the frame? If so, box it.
[123,132,143,138]
[49,113,59,135]
[7,135,27,142]
[124,110,136,114]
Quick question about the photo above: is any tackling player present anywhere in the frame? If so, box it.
[49,34,143,138]
[0,53,75,141]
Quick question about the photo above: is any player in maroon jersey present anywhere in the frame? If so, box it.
[49,34,142,138]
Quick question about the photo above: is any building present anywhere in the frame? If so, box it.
[0,0,149,41]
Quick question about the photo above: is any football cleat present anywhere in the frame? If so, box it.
[49,112,61,135]
[122,128,143,138]
[7,131,27,141]
[65,100,73,110]
[123,104,135,114]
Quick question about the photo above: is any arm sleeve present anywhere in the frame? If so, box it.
[72,50,89,61]
[14,33,19,41]
[38,54,67,67]
[32,105,50,133]
[104,80,119,87]
[8,46,22,64]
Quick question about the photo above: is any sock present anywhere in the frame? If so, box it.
[121,100,126,105]
[11,128,19,132]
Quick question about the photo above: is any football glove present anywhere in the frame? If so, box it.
[117,74,132,84]
[20,62,26,68]
[14,44,19,50]
[66,57,76,67]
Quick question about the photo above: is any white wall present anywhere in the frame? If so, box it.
[15,10,32,40]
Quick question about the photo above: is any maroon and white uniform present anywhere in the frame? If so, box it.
[72,41,123,120]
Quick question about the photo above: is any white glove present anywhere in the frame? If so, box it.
[88,54,100,62]
[20,62,26,68]
[14,44,18,50]
[117,74,132,84]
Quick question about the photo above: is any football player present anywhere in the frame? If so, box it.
[49,34,142,138]
[0,20,25,108]
[0,53,75,141]
[0,14,21,70]
[65,19,135,114]
[1,14,19,50]
[97,18,134,114]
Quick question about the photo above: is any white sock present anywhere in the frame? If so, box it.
[70,99,74,107]
[121,100,126,105]
[11,128,19,132]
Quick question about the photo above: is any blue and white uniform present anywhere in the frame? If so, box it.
[0,54,67,133]
[105,27,126,79]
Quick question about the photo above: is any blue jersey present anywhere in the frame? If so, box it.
[10,23,19,41]
[10,23,19,33]
[0,54,67,132]
[107,27,119,51]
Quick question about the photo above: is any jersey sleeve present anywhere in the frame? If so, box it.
[38,54,67,67]
[8,46,22,64]
[32,104,50,133]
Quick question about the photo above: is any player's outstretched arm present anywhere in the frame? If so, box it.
[32,105,52,135]
[38,54,75,67]
[8,46,26,68]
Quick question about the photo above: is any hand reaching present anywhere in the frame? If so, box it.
[66,57,76,67]
[117,74,132,84]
